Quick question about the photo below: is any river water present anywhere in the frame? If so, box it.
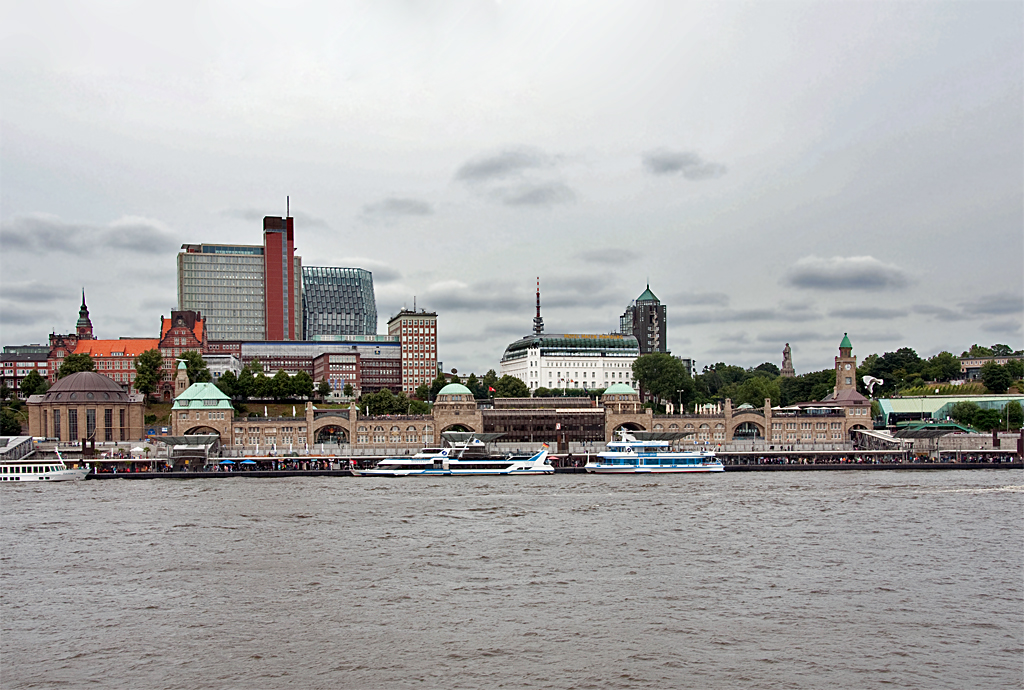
[2,471,1022,689]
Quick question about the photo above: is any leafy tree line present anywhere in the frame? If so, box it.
[949,400,1023,432]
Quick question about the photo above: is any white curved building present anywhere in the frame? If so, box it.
[499,333,640,392]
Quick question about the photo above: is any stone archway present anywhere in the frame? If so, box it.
[184,426,220,436]
[613,421,646,432]
[441,423,476,433]
[315,425,348,444]
[849,424,868,441]
[733,421,764,438]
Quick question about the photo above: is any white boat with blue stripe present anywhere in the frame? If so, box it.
[352,433,553,477]
[585,430,723,474]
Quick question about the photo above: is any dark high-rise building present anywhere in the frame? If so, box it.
[620,284,667,355]
[302,267,377,339]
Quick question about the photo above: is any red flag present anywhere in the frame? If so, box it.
[488,386,496,392]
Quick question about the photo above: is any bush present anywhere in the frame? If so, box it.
[144,414,157,425]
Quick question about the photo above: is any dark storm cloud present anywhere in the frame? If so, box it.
[958,292,1023,316]
[576,248,641,265]
[0,214,177,256]
[361,197,434,219]
[497,182,575,207]
[829,307,909,320]
[641,149,727,179]
[455,148,552,182]
[784,256,911,291]
[220,207,330,228]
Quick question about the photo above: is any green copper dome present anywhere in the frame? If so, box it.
[602,382,637,395]
[438,383,473,396]
[839,333,852,349]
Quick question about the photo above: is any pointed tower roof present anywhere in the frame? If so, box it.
[76,289,92,329]
[839,333,852,350]
[636,284,659,303]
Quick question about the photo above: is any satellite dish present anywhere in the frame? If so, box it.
[862,375,884,395]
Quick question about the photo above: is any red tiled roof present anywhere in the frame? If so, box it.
[72,339,159,358]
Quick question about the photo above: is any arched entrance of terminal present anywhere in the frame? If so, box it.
[441,424,475,433]
[184,426,220,436]
[612,422,646,433]
[849,424,868,440]
[315,425,348,444]
[733,421,764,439]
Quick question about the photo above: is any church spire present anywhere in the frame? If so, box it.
[76,289,94,340]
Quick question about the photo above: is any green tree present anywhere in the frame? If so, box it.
[962,344,993,357]
[980,361,1011,394]
[533,386,552,397]
[0,407,22,435]
[18,370,48,397]
[735,376,782,408]
[481,369,499,395]
[949,401,980,427]
[429,372,448,400]
[924,351,960,382]
[343,383,354,397]
[252,373,272,400]
[409,399,430,414]
[179,350,211,385]
[0,382,10,401]
[133,349,164,399]
[317,378,332,401]
[973,408,1002,431]
[753,362,780,377]
[1005,359,1024,379]
[1001,401,1023,429]
[632,353,693,407]
[414,383,429,400]
[271,370,292,401]
[57,353,95,379]
[778,369,835,405]
[494,375,529,398]
[216,370,238,398]
[991,344,1014,356]
[291,371,314,400]
[465,373,483,399]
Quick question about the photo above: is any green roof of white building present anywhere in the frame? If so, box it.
[172,382,234,410]
[438,383,473,396]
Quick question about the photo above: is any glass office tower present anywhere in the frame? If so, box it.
[301,267,377,339]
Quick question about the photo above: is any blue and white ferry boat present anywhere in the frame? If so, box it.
[585,430,723,473]
[352,433,553,477]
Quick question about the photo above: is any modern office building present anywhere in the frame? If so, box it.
[239,338,401,394]
[387,308,438,394]
[177,215,302,342]
[619,284,668,354]
[302,267,377,339]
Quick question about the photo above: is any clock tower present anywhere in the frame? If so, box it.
[834,333,856,393]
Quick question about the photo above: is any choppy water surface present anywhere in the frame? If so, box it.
[2,471,1022,689]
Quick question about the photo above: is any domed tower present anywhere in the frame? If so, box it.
[834,333,857,393]
[76,289,94,340]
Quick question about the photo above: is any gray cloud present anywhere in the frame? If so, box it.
[0,281,67,304]
[576,249,641,265]
[756,330,831,344]
[784,256,911,291]
[829,307,909,320]
[642,149,727,179]
[980,319,1022,334]
[958,292,1023,316]
[219,207,330,228]
[675,306,822,325]
[668,291,730,307]
[455,147,575,207]
[455,148,552,182]
[423,280,524,313]
[497,182,575,207]
[0,213,178,256]
[327,257,402,284]
[361,197,434,219]
[0,303,61,327]
[911,304,964,322]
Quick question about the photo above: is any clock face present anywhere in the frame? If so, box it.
[844,363,851,370]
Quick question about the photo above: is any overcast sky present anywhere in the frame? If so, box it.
[2,0,1021,376]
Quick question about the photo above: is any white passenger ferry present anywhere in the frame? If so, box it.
[352,433,553,477]
[585,430,723,473]
[0,453,90,482]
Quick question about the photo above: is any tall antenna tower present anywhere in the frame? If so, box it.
[533,277,544,336]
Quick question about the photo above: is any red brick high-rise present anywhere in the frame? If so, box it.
[263,216,300,341]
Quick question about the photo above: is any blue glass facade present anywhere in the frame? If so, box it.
[302,267,377,338]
